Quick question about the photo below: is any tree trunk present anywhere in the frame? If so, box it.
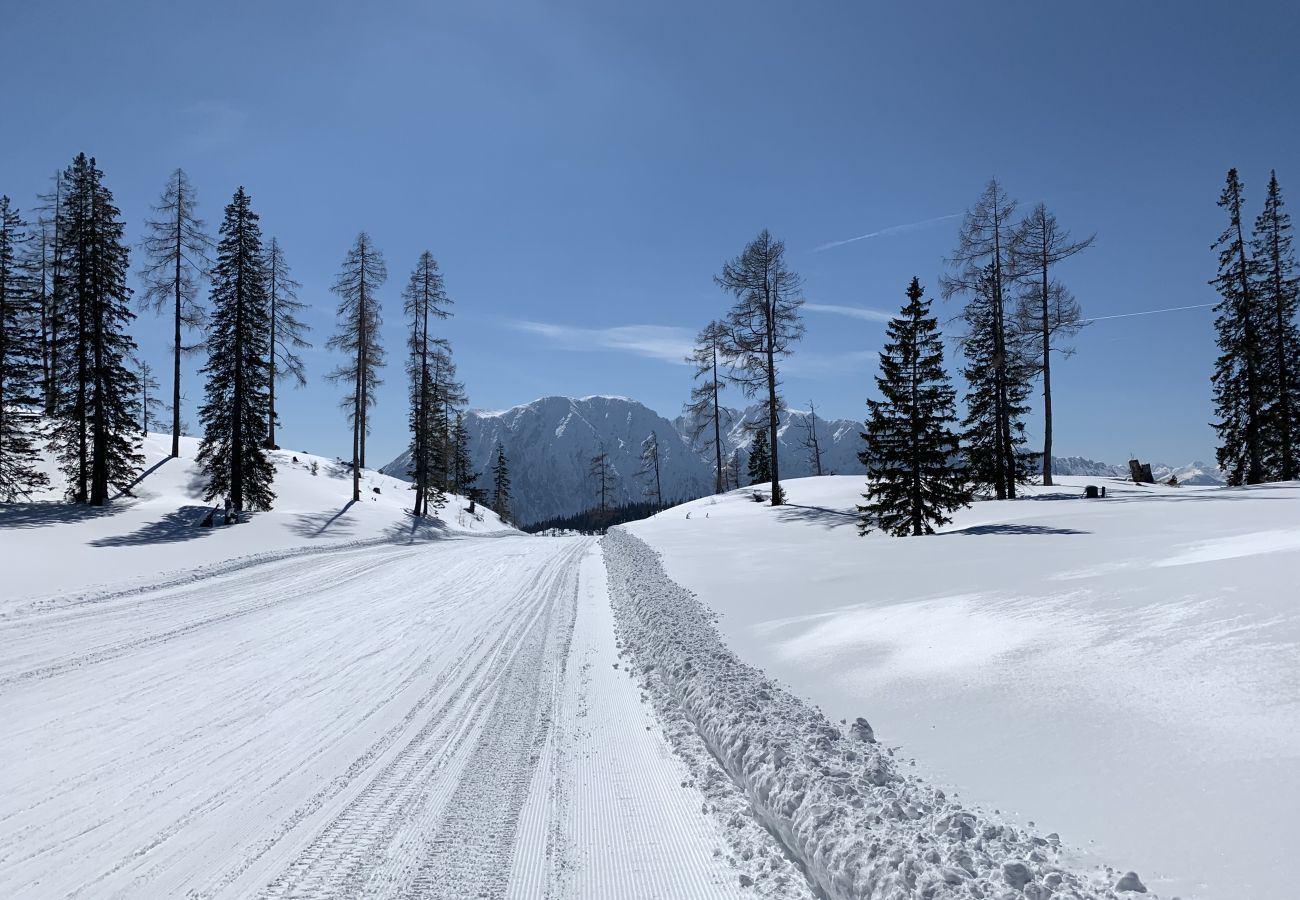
[267,250,277,450]
[171,189,182,458]
[711,345,723,494]
[1040,257,1053,486]
[1235,211,1263,484]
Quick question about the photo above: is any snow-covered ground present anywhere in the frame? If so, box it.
[0,434,755,898]
[627,475,1300,899]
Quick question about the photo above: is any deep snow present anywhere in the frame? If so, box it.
[627,475,1300,899]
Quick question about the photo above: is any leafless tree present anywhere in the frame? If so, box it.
[637,430,663,507]
[684,319,729,493]
[265,238,311,449]
[798,400,824,477]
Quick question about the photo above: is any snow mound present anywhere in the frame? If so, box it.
[603,527,1137,900]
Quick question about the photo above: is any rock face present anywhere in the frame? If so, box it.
[849,717,876,743]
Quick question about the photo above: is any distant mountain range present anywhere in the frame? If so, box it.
[381,396,1223,524]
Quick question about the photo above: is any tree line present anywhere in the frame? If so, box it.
[0,155,514,524]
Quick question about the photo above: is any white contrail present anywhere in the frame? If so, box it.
[813,213,961,252]
[1084,303,1215,322]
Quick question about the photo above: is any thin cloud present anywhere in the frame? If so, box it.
[1084,303,1215,322]
[803,303,894,323]
[509,320,694,364]
[814,213,961,253]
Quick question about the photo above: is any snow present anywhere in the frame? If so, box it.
[0,445,749,897]
[627,475,1300,900]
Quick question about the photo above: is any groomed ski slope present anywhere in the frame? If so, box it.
[627,475,1300,900]
[0,534,748,899]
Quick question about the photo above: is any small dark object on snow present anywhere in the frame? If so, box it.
[292,455,299,463]
[1115,871,1147,893]
[372,486,381,495]
[468,500,476,514]
[1128,459,1155,484]
[850,717,876,743]
[199,507,217,528]
[1084,484,1099,499]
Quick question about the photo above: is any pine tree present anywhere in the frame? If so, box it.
[265,237,311,449]
[0,197,49,501]
[49,154,141,505]
[403,250,452,516]
[636,430,663,507]
[941,179,1026,498]
[1012,203,1093,485]
[450,411,479,499]
[747,427,771,486]
[327,233,386,502]
[684,319,729,493]
[138,168,213,458]
[1251,171,1300,481]
[960,265,1037,494]
[133,356,165,434]
[195,187,275,515]
[717,229,804,506]
[1211,168,1267,485]
[490,442,511,523]
[858,278,971,536]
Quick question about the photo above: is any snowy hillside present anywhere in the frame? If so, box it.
[627,475,1300,899]
[1,432,511,605]
[383,395,714,524]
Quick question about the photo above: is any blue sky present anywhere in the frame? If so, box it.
[4,0,1296,468]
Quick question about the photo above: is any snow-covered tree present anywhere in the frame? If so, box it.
[1211,168,1267,486]
[684,319,729,493]
[1251,170,1300,482]
[0,197,49,500]
[859,278,970,536]
[265,237,311,449]
[138,168,212,457]
[48,154,141,505]
[403,250,451,516]
[195,187,275,515]
[717,229,804,506]
[327,233,386,502]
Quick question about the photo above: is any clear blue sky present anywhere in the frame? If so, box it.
[4,0,1296,467]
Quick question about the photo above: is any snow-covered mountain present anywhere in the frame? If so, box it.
[1051,456,1225,486]
[382,396,713,525]
[675,403,867,479]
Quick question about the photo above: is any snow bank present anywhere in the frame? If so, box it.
[604,528,1139,900]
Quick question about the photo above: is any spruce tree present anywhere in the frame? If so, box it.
[1211,168,1267,485]
[717,229,804,506]
[859,278,971,536]
[138,168,213,458]
[327,233,386,502]
[747,427,771,486]
[490,442,511,523]
[49,154,141,505]
[1251,170,1300,481]
[403,250,452,516]
[34,171,66,417]
[450,411,479,499]
[265,237,311,449]
[195,187,276,515]
[0,197,49,501]
[684,319,730,493]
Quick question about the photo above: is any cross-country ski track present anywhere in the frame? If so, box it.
[0,535,746,900]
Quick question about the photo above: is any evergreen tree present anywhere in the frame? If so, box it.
[265,237,311,449]
[1211,168,1267,485]
[684,319,729,493]
[34,171,66,417]
[636,430,663,507]
[490,442,511,523]
[327,233,386,502]
[747,427,771,486]
[133,356,165,434]
[724,447,741,491]
[138,168,213,458]
[1251,170,1300,481]
[0,197,49,500]
[49,154,141,505]
[941,179,1026,498]
[960,265,1037,494]
[717,229,804,506]
[1012,203,1093,485]
[195,187,275,514]
[450,411,480,499]
[403,251,452,516]
[435,350,467,493]
[859,278,971,536]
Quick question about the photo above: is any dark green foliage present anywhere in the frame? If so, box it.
[0,197,49,500]
[1211,169,1267,485]
[746,427,771,486]
[521,499,673,534]
[1251,171,1300,482]
[490,442,511,523]
[403,251,452,516]
[265,237,311,449]
[858,278,971,536]
[48,154,141,505]
[196,187,276,514]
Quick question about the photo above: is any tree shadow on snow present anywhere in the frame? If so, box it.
[0,501,123,531]
[775,503,860,530]
[288,500,358,539]
[384,512,450,545]
[947,523,1090,536]
[112,456,172,501]
[89,505,218,546]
